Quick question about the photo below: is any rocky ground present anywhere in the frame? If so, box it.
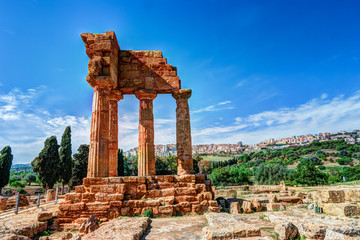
[3,184,360,239]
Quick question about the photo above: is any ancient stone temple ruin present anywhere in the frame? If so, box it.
[58,31,219,229]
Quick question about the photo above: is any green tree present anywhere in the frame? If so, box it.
[255,163,288,185]
[32,136,60,190]
[23,173,37,185]
[292,159,329,186]
[0,146,13,194]
[118,149,125,176]
[59,126,73,192]
[69,144,89,188]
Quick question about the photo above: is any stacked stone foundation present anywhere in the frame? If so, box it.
[58,174,220,229]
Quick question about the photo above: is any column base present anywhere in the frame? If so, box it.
[57,174,220,230]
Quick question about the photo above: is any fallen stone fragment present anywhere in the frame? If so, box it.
[251,198,263,212]
[274,220,298,240]
[37,211,54,222]
[230,202,240,214]
[79,215,99,234]
[82,217,151,240]
[242,201,253,213]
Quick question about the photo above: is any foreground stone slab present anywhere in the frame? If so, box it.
[82,217,150,240]
[0,234,31,240]
[203,213,261,239]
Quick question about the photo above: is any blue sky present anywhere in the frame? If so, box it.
[1,0,360,164]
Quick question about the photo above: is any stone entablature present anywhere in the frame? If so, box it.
[58,175,220,230]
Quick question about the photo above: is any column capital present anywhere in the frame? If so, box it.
[172,89,192,100]
[135,89,157,100]
[109,91,123,101]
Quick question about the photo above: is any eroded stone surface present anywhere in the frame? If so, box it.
[82,217,150,240]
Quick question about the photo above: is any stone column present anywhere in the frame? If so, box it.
[172,89,193,175]
[108,92,123,177]
[135,90,157,176]
[87,87,110,177]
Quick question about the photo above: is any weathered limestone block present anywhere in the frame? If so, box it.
[266,203,286,211]
[65,193,82,203]
[251,198,263,212]
[81,217,151,240]
[242,201,253,213]
[6,194,29,208]
[230,202,241,214]
[203,213,261,239]
[268,194,278,203]
[46,189,56,202]
[277,196,303,204]
[323,203,359,217]
[0,196,7,210]
[37,211,54,222]
[314,190,345,204]
[344,188,360,203]
[274,220,298,240]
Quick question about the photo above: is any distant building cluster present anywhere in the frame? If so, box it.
[124,130,360,157]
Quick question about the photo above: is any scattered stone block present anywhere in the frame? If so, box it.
[6,194,29,208]
[266,203,285,211]
[323,203,359,217]
[268,194,278,203]
[46,189,56,202]
[230,202,240,214]
[251,198,263,212]
[242,201,253,213]
[274,220,298,240]
[37,211,53,222]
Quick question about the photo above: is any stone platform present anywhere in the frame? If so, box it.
[58,174,220,229]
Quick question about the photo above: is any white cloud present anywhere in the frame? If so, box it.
[192,91,360,145]
[192,100,234,114]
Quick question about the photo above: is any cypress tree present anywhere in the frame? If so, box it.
[59,126,72,192]
[32,136,60,190]
[118,149,125,176]
[0,146,13,195]
[69,144,89,188]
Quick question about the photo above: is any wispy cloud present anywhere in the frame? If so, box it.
[192,91,360,145]
[192,100,234,114]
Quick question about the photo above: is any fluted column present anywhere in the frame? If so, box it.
[172,89,193,175]
[88,87,110,177]
[135,90,157,176]
[108,92,123,177]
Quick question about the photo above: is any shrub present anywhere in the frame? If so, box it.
[10,180,26,188]
[337,157,352,165]
[291,159,329,186]
[209,165,252,186]
[143,209,154,218]
[317,165,326,170]
[254,163,288,185]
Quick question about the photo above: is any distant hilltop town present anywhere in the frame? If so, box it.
[124,130,360,158]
